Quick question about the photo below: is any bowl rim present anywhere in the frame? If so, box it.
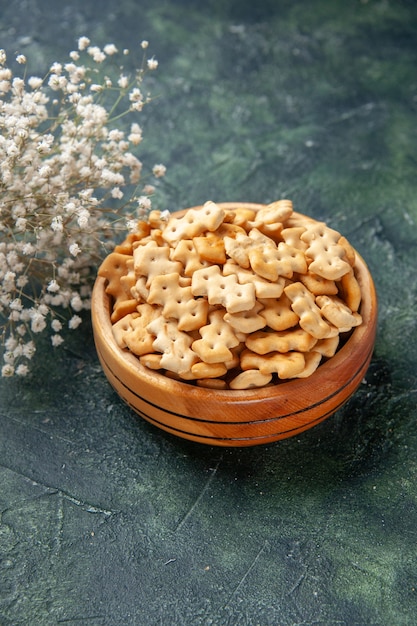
[91,204,378,403]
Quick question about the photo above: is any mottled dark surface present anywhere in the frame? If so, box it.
[1,1,417,624]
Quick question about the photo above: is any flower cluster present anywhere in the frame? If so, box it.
[0,37,166,376]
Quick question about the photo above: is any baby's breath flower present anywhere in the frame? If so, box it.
[128,123,142,145]
[118,75,129,89]
[69,243,81,257]
[147,57,158,70]
[47,280,60,293]
[2,363,14,377]
[28,76,43,89]
[1,36,163,377]
[78,36,90,51]
[137,196,152,210]
[15,363,29,376]
[104,44,118,55]
[51,216,64,232]
[31,312,47,333]
[87,46,106,63]
[152,163,167,178]
[111,187,124,199]
[51,334,64,347]
[51,319,62,332]
[68,315,82,330]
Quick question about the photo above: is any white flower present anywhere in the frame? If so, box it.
[0,36,163,376]
[1,364,15,377]
[16,364,29,376]
[87,46,106,63]
[15,217,27,232]
[152,163,166,178]
[111,187,123,199]
[70,294,83,311]
[78,36,90,51]
[104,44,118,55]
[137,196,152,210]
[68,315,82,330]
[31,312,47,333]
[51,334,64,347]
[47,279,60,293]
[141,41,149,49]
[128,123,142,145]
[10,298,23,311]
[22,341,36,359]
[77,209,90,229]
[69,243,81,257]
[118,75,129,89]
[51,216,64,232]
[147,57,158,70]
[51,319,62,332]
[28,76,43,89]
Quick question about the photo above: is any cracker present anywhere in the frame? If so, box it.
[251,199,293,225]
[258,294,299,331]
[313,335,340,358]
[123,304,161,356]
[191,361,228,379]
[147,317,199,376]
[247,232,307,281]
[139,353,163,370]
[98,251,132,305]
[280,226,308,251]
[224,301,266,334]
[111,299,139,324]
[192,309,240,364]
[191,265,256,314]
[133,241,183,288]
[224,207,256,229]
[338,268,362,313]
[112,312,138,349]
[162,201,225,245]
[147,272,208,331]
[300,222,352,280]
[338,235,356,267]
[284,282,334,339]
[229,369,273,390]
[315,295,362,332]
[223,260,286,299]
[298,271,338,296]
[194,232,227,265]
[170,238,210,277]
[240,349,306,379]
[294,351,322,378]
[223,232,253,269]
[246,326,317,355]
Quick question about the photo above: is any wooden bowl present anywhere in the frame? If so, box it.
[91,203,378,447]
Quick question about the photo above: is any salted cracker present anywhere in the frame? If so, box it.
[162,201,225,245]
[191,265,256,314]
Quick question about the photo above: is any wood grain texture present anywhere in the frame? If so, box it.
[91,205,378,447]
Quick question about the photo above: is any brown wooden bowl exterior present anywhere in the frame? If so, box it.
[91,203,378,447]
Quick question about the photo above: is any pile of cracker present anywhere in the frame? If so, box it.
[98,200,362,390]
